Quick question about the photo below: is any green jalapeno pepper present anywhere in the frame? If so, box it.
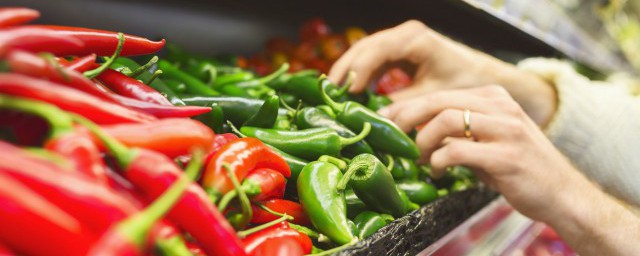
[163,79,187,94]
[158,60,220,96]
[353,211,394,239]
[283,75,349,105]
[320,80,420,159]
[337,154,405,218]
[111,58,186,106]
[242,95,279,128]
[214,71,255,87]
[193,103,225,134]
[273,114,292,130]
[295,107,374,158]
[297,161,355,245]
[366,91,392,111]
[239,123,371,161]
[315,104,336,119]
[397,180,438,206]
[181,96,288,126]
[398,186,420,213]
[345,189,368,219]
[390,157,419,180]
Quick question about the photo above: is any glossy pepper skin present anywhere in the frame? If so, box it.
[295,106,374,157]
[251,199,311,226]
[243,95,280,128]
[0,27,85,56]
[397,180,438,206]
[203,138,291,200]
[252,236,304,256]
[217,168,287,211]
[182,96,288,126]
[65,54,97,72]
[240,123,370,161]
[339,154,405,218]
[0,173,94,256]
[91,118,215,158]
[280,74,348,105]
[390,157,420,180]
[366,91,392,111]
[0,7,40,27]
[23,25,166,56]
[242,221,312,255]
[111,58,186,106]
[0,73,157,124]
[297,161,355,245]
[97,68,173,106]
[158,60,219,96]
[321,80,420,159]
[353,211,393,239]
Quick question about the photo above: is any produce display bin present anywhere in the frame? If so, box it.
[7,0,618,254]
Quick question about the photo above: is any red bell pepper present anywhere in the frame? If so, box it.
[87,150,201,256]
[23,25,165,56]
[218,168,287,212]
[0,26,85,56]
[252,236,305,256]
[84,118,215,158]
[0,73,157,124]
[203,137,291,201]
[0,7,39,27]
[97,68,173,106]
[0,173,94,256]
[252,199,312,226]
[242,221,312,255]
[75,116,246,256]
[65,54,97,72]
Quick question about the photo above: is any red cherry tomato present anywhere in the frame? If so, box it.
[320,35,348,61]
[300,17,330,43]
[376,68,413,95]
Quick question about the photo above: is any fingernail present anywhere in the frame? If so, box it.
[377,107,390,117]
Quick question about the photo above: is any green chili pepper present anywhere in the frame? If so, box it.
[158,60,219,96]
[240,123,371,161]
[390,157,419,180]
[163,79,187,94]
[337,154,405,218]
[193,103,224,134]
[315,104,336,119]
[182,61,217,87]
[111,58,186,106]
[366,91,392,111]
[295,107,374,158]
[320,80,420,159]
[181,96,288,126]
[345,189,368,219]
[398,187,420,213]
[273,114,291,130]
[242,95,279,128]
[353,211,394,239]
[397,180,438,206]
[297,161,355,245]
[284,75,349,106]
[215,71,255,87]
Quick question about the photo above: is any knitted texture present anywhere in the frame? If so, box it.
[518,58,640,207]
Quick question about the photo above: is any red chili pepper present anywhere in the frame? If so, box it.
[252,236,305,256]
[217,168,287,212]
[242,221,312,255]
[23,25,165,56]
[90,118,215,158]
[0,26,85,56]
[0,242,15,256]
[0,173,94,256]
[65,54,97,72]
[76,117,246,256]
[110,93,212,118]
[0,109,48,146]
[251,199,312,226]
[186,241,207,256]
[44,127,110,186]
[203,137,291,201]
[0,7,39,27]
[97,68,173,106]
[0,73,157,124]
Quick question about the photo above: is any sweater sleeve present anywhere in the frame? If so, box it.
[518,58,640,207]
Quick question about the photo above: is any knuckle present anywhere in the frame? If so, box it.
[438,109,460,127]
[446,142,466,161]
[402,20,426,30]
[484,85,509,96]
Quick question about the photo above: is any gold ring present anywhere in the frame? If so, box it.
[463,109,472,138]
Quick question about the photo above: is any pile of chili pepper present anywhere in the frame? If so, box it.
[0,7,476,255]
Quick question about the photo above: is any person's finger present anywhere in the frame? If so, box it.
[427,139,496,177]
[328,40,363,84]
[415,109,511,162]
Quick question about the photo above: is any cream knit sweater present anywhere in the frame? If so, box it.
[518,58,640,207]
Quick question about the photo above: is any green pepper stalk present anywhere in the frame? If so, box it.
[297,161,356,245]
[337,154,405,218]
[320,78,420,159]
[158,60,220,96]
[239,122,371,161]
[84,32,125,78]
[353,211,394,239]
[121,56,159,78]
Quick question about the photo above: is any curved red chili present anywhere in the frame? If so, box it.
[0,27,85,56]
[251,199,312,226]
[242,221,312,255]
[65,54,97,72]
[97,68,173,106]
[0,7,40,27]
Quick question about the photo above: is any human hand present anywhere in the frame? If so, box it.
[379,85,576,223]
[329,20,556,126]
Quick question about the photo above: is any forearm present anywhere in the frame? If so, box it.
[545,172,640,256]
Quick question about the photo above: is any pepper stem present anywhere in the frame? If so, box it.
[307,239,359,256]
[71,114,136,168]
[335,71,355,96]
[115,149,202,249]
[336,161,369,191]
[257,62,289,84]
[126,56,159,78]
[145,70,163,85]
[204,64,217,87]
[223,163,252,229]
[385,155,395,171]
[319,77,346,112]
[237,214,293,238]
[0,95,74,139]
[288,223,320,239]
[339,122,371,146]
[217,188,237,212]
[154,235,192,256]
[318,155,347,171]
[84,32,125,78]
